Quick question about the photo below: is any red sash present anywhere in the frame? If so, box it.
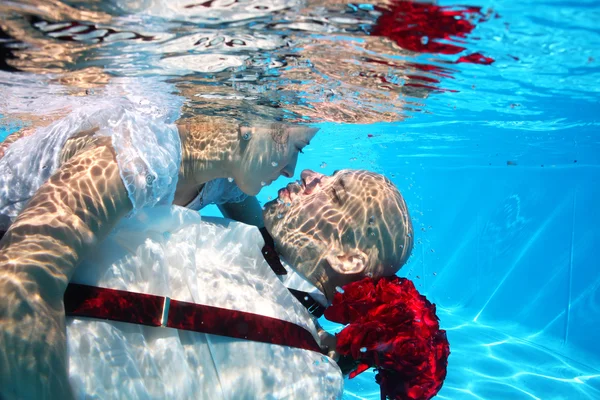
[64,283,322,353]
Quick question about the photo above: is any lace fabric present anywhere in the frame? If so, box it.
[0,78,183,229]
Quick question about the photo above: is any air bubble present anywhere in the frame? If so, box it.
[261,181,266,186]
[335,286,345,294]
[304,296,309,301]
[421,36,429,45]
[228,177,234,182]
[277,213,283,219]
[360,347,367,353]
[320,162,327,168]
[271,161,278,167]
[285,202,291,207]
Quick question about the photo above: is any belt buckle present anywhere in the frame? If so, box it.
[160,296,171,327]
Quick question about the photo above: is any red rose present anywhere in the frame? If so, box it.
[375,276,411,304]
[366,303,414,328]
[324,278,377,324]
[336,321,390,359]
[326,276,450,400]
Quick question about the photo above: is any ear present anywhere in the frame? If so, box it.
[239,126,254,140]
[325,249,369,275]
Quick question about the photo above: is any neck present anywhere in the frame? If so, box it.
[174,117,241,204]
[265,227,333,305]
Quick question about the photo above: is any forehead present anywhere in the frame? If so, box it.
[288,126,317,142]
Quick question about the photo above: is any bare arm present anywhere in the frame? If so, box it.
[217,195,265,228]
[0,137,132,399]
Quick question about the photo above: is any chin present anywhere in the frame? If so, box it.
[262,201,276,227]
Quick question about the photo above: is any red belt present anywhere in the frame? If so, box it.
[64,283,322,353]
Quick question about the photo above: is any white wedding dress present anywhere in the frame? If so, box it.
[68,206,343,400]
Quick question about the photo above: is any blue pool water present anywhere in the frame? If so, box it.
[1,0,599,398]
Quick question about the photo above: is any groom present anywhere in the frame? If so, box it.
[1,168,413,399]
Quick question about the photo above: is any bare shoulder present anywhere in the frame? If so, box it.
[176,115,239,140]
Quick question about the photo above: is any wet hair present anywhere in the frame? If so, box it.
[336,170,413,276]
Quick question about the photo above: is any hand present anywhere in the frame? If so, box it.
[316,325,339,361]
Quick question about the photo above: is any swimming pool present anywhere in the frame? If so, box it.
[1,0,599,398]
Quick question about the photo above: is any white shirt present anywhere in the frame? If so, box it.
[68,206,343,400]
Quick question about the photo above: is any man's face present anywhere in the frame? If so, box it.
[263,169,413,297]
[263,169,350,271]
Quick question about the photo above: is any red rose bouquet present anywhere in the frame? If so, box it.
[324,276,450,400]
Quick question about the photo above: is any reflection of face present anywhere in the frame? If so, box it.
[263,169,413,301]
[234,125,318,195]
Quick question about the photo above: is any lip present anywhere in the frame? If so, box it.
[277,187,291,203]
[276,180,305,204]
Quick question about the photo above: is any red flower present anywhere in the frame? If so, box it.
[325,276,450,400]
[324,278,377,324]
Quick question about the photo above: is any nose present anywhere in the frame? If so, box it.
[281,167,293,178]
[300,169,322,185]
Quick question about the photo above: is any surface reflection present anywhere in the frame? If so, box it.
[0,0,495,123]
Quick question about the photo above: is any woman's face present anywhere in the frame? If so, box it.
[234,125,318,195]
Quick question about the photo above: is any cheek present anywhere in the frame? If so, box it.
[275,148,296,166]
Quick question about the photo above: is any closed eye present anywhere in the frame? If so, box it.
[331,187,342,204]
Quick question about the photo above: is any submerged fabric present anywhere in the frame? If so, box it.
[68,206,343,399]
[185,177,248,211]
[0,80,182,230]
